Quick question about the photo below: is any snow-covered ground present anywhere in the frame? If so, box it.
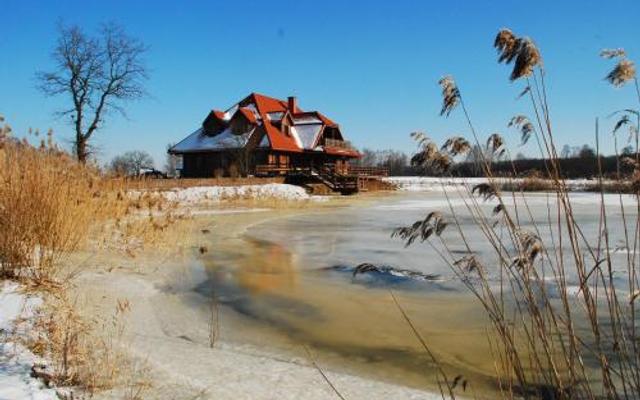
[0,282,57,400]
[385,176,598,192]
[135,183,313,205]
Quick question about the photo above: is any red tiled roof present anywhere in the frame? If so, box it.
[250,93,302,152]
[237,107,257,123]
[251,93,290,113]
[202,92,354,155]
[314,112,337,127]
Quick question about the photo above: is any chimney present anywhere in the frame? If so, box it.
[288,96,298,113]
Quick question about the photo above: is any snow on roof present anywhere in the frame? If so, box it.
[266,111,284,121]
[223,104,239,120]
[292,115,322,125]
[291,124,323,149]
[244,103,259,114]
[258,133,270,148]
[171,127,255,153]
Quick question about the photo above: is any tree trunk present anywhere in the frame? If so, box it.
[76,135,88,163]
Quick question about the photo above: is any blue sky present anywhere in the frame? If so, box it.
[2,0,639,167]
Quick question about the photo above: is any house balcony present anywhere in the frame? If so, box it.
[324,138,356,150]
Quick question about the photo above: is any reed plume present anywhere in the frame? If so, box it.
[410,134,452,173]
[600,48,627,59]
[471,182,498,201]
[494,28,542,81]
[508,115,535,145]
[486,133,505,156]
[439,76,460,117]
[494,29,519,63]
[392,211,448,247]
[605,59,636,87]
[453,255,482,274]
[441,136,471,156]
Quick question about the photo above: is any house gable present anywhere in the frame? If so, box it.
[202,109,228,136]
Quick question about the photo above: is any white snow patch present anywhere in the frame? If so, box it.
[385,176,608,192]
[158,183,312,205]
[0,282,57,400]
[223,103,239,120]
[171,127,255,153]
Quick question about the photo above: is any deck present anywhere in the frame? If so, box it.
[255,164,388,194]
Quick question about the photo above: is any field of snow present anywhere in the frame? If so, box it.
[146,183,312,205]
[0,282,57,400]
[385,176,598,192]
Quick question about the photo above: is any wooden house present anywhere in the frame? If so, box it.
[168,93,361,179]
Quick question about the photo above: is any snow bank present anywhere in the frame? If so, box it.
[0,282,57,400]
[135,183,312,205]
[385,176,600,192]
[162,183,310,204]
[385,177,488,192]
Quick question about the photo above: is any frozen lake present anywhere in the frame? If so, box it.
[195,190,639,395]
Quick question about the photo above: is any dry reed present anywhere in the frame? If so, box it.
[391,28,640,400]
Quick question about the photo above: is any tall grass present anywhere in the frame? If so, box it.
[393,29,640,399]
[0,117,196,281]
[0,117,184,396]
[0,123,113,282]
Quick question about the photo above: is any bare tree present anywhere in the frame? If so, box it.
[515,152,527,160]
[578,144,596,159]
[357,148,379,167]
[621,144,635,155]
[109,150,154,176]
[37,22,148,163]
[228,135,253,177]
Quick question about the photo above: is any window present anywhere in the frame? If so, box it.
[279,154,289,167]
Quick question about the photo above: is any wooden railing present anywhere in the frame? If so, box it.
[255,164,290,175]
[324,138,355,150]
[255,163,388,178]
[348,166,389,177]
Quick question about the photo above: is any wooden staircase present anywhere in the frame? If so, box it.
[287,166,359,194]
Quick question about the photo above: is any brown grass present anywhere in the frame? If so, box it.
[123,176,286,191]
[30,295,128,391]
[0,131,113,282]
[0,118,190,396]
[19,292,152,397]
[0,121,197,280]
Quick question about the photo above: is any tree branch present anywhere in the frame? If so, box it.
[36,21,148,162]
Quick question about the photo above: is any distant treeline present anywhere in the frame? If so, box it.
[355,147,635,178]
[450,154,633,179]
